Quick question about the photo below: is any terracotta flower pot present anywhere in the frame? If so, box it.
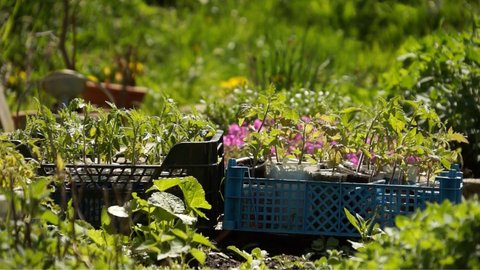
[82,81,147,109]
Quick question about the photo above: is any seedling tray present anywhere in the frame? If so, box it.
[223,159,463,237]
[43,130,224,228]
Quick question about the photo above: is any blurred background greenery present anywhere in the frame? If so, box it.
[1,0,479,175]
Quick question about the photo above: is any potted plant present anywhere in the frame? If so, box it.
[8,97,224,227]
[225,90,467,185]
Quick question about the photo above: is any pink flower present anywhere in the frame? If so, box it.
[253,119,262,131]
[225,123,247,147]
[406,155,420,164]
[293,133,303,142]
[301,116,311,123]
[304,142,315,154]
[228,124,241,135]
[345,152,359,166]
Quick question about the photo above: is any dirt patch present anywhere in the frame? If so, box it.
[202,230,346,269]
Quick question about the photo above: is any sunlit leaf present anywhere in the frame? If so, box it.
[148,192,185,214]
[108,205,129,218]
[190,248,206,265]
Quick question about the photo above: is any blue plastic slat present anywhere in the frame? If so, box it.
[223,161,463,237]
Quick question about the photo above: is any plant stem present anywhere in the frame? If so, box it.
[332,151,337,176]
[298,122,307,165]
[390,159,398,184]
[356,112,381,173]
[9,175,20,247]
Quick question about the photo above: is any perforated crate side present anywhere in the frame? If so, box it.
[45,130,224,228]
[224,160,463,237]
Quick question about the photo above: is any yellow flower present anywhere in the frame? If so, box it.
[18,71,26,80]
[103,66,111,76]
[7,75,16,85]
[114,72,123,82]
[135,62,144,74]
[220,76,248,89]
[87,75,98,82]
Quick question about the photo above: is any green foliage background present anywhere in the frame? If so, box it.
[1,0,478,103]
[1,0,479,174]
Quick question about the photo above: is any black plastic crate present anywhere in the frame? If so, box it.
[43,130,224,228]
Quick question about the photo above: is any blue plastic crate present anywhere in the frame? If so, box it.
[223,160,463,237]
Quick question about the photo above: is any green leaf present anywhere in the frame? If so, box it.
[156,240,190,261]
[190,248,206,265]
[179,177,212,218]
[340,107,361,114]
[440,158,451,170]
[108,205,129,218]
[134,239,156,251]
[344,208,361,233]
[174,213,197,225]
[326,237,339,249]
[56,154,65,172]
[101,207,111,227]
[348,240,365,250]
[227,246,252,263]
[388,114,405,134]
[87,229,107,246]
[238,118,245,127]
[171,228,188,240]
[446,128,469,144]
[30,178,52,200]
[251,247,266,259]
[395,215,409,229]
[148,192,185,214]
[42,210,60,224]
[149,178,182,192]
[89,127,97,137]
[193,233,216,249]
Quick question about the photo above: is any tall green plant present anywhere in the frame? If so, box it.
[10,98,216,165]
[382,29,480,176]
[108,176,215,267]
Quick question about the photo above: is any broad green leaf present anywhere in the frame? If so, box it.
[179,177,212,218]
[388,114,405,134]
[42,210,60,224]
[87,230,107,246]
[148,192,185,214]
[190,248,206,265]
[156,240,190,261]
[415,132,425,145]
[149,178,182,192]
